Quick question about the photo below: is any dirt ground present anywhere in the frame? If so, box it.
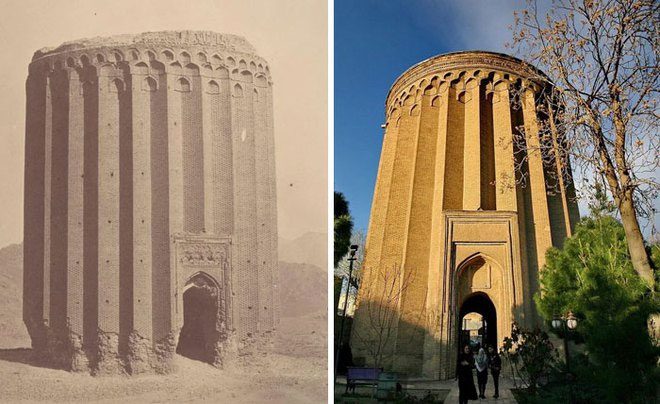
[0,244,328,402]
[0,313,327,403]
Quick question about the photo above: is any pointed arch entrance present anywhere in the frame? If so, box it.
[452,252,507,362]
[459,292,497,351]
[176,272,222,364]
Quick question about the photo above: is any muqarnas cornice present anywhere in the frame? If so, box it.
[29,30,272,84]
[386,50,548,113]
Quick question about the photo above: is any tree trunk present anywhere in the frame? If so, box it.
[619,196,654,286]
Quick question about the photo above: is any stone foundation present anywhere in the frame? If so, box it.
[94,332,123,375]
[126,332,155,374]
[41,324,87,372]
[32,326,245,375]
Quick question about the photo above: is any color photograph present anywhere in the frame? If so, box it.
[333,1,659,403]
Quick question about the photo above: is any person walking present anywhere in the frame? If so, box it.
[475,346,489,399]
[457,344,478,404]
[488,345,502,399]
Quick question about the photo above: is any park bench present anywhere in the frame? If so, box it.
[345,366,383,393]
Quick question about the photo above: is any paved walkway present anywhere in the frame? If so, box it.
[443,376,517,404]
[335,374,518,403]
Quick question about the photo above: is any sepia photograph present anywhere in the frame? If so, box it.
[1,0,659,403]
[0,0,327,402]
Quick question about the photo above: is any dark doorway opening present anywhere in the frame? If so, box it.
[459,292,497,352]
[176,285,219,364]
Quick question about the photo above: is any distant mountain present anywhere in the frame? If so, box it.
[278,261,326,317]
[278,231,327,270]
[0,243,30,348]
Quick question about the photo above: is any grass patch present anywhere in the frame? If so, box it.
[335,388,450,403]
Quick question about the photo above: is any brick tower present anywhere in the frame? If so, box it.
[351,51,580,379]
[23,31,278,374]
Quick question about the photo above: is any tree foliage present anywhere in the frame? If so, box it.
[334,191,353,268]
[535,213,660,402]
[511,0,659,283]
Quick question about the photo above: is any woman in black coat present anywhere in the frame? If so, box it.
[457,344,478,404]
[488,345,502,398]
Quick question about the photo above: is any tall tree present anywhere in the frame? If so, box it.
[510,0,658,285]
[334,191,353,268]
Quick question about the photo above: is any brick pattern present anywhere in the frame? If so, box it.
[182,70,205,233]
[131,71,153,341]
[396,91,439,374]
[43,77,53,325]
[66,71,85,337]
[23,72,47,348]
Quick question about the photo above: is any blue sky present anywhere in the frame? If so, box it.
[334,0,522,234]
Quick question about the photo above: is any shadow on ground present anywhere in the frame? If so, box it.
[0,347,65,371]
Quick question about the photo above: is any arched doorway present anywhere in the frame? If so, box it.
[176,273,221,364]
[458,292,497,352]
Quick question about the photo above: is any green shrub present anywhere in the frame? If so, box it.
[501,324,559,394]
[535,215,660,402]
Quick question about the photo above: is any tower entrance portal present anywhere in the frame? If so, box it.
[459,293,497,351]
[176,274,221,364]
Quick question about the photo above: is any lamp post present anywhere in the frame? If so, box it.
[334,244,359,384]
[552,311,578,403]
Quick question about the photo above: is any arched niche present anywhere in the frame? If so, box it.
[254,74,268,88]
[180,51,191,64]
[233,83,243,97]
[216,66,230,79]
[176,77,191,92]
[161,49,175,61]
[142,76,158,92]
[240,70,253,83]
[207,80,220,94]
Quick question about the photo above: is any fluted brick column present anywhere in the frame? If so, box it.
[462,77,481,210]
[492,81,518,211]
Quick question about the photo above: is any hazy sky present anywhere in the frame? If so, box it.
[0,0,327,247]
